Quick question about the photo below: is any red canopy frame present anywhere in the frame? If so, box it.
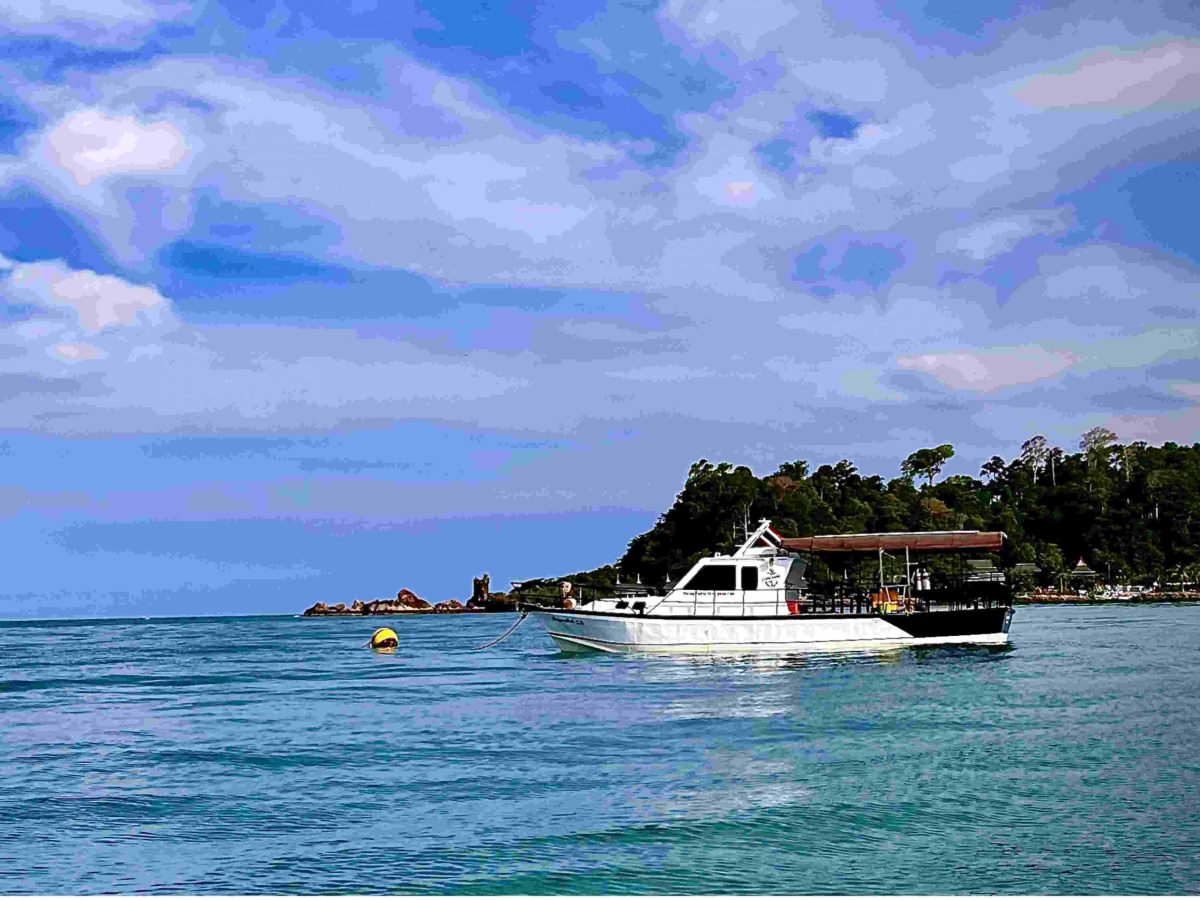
[781,531,1005,554]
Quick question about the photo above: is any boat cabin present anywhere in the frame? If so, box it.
[571,520,1010,617]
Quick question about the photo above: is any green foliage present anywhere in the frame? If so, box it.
[553,435,1200,590]
[901,444,956,485]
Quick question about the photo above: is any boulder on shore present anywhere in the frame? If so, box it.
[360,589,433,615]
[433,599,466,613]
[302,602,356,616]
[303,588,433,616]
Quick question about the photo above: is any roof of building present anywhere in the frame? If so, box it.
[780,530,1005,553]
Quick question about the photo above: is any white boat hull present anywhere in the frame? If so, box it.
[532,607,1013,654]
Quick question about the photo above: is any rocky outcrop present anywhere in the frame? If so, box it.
[360,589,433,615]
[303,580,522,617]
[302,602,357,616]
[303,589,433,616]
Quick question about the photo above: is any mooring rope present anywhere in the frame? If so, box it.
[472,610,529,651]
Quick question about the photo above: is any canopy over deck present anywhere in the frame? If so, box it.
[781,530,1005,554]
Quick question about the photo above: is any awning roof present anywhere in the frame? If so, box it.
[781,531,1005,553]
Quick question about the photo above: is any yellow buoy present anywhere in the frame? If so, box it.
[369,627,398,650]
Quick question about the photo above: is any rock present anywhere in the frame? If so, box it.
[302,601,359,616]
[304,586,480,617]
[395,589,428,608]
[359,589,433,615]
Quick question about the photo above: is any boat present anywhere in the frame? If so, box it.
[527,521,1014,654]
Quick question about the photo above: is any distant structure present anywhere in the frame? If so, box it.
[471,573,491,605]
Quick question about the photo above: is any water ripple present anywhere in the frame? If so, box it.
[1,606,1198,893]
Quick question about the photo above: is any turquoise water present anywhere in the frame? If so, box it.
[2,604,1198,894]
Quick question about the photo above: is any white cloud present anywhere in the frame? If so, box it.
[609,364,718,382]
[790,57,890,105]
[7,105,201,258]
[51,341,107,362]
[1073,330,1200,372]
[1,9,1198,464]
[938,211,1067,262]
[680,134,777,213]
[1013,40,1200,111]
[32,58,633,280]
[40,108,190,187]
[898,347,1079,392]
[0,0,184,47]
[1001,244,1200,331]
[7,259,168,332]
[1172,382,1200,402]
[661,0,905,104]
[0,257,531,435]
[948,153,1010,185]
[662,0,804,56]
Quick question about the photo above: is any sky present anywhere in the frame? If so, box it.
[1,0,1198,617]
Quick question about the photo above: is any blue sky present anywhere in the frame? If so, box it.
[1,0,1198,617]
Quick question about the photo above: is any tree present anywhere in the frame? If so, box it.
[980,455,1007,484]
[1020,435,1049,484]
[901,444,956,486]
[1147,469,1168,521]
[1047,445,1063,487]
[1080,426,1118,462]
[534,439,1200,596]
[1080,426,1118,496]
[774,460,809,480]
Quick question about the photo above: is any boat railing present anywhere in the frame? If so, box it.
[518,578,1011,616]
[674,581,1012,617]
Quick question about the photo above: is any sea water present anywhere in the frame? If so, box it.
[1,604,1198,894]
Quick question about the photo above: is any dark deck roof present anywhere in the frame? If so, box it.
[781,531,1005,553]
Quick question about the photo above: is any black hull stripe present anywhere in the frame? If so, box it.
[883,608,1011,637]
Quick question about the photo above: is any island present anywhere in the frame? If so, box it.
[303,574,518,616]
[303,434,1200,616]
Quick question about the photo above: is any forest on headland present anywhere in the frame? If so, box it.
[520,430,1200,596]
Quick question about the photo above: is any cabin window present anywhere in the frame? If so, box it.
[680,565,736,591]
[785,558,808,589]
[741,566,758,590]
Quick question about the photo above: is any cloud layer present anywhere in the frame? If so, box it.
[0,0,1197,612]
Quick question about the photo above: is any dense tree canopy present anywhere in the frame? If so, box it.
[537,437,1200,593]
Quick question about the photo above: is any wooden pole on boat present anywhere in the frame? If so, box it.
[905,546,911,608]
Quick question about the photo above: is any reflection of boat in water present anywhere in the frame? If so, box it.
[529,521,1014,654]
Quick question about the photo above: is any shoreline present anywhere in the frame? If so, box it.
[1016,592,1200,605]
